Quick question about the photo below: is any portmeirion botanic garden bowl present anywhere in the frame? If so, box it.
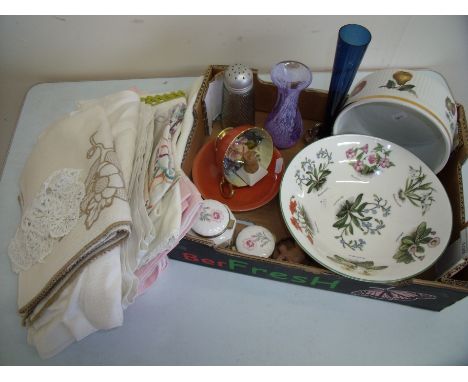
[333,69,458,174]
[279,134,452,283]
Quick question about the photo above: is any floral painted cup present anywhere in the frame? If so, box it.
[215,125,273,198]
[191,199,236,247]
[333,69,458,174]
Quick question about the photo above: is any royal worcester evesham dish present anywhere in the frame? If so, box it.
[333,69,457,174]
[280,134,452,283]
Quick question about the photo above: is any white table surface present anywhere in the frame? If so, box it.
[1,75,467,366]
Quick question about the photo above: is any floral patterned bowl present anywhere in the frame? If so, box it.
[280,134,452,283]
[333,69,457,174]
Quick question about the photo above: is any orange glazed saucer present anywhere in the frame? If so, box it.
[192,139,284,212]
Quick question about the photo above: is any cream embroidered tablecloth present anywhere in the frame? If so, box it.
[12,105,132,325]
[6,77,204,358]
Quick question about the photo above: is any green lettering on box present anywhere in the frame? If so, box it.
[228,259,248,271]
[252,267,268,275]
[291,275,308,284]
[310,276,340,289]
[270,272,288,280]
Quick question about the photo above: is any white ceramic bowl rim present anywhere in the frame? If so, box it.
[333,97,452,174]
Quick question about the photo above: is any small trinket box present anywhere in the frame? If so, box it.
[235,225,275,258]
[191,199,236,247]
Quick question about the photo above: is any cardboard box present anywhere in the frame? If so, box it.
[173,65,468,311]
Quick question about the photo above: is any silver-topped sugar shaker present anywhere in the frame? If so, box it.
[222,64,255,128]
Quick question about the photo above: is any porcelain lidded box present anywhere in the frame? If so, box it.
[236,225,276,258]
[191,199,236,247]
[333,69,458,174]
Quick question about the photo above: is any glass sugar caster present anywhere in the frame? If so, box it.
[222,64,255,128]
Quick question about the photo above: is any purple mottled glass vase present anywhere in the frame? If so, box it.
[265,61,312,149]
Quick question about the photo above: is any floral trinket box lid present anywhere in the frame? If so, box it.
[236,225,276,258]
[192,199,234,238]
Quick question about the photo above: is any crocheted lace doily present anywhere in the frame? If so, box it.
[8,168,85,273]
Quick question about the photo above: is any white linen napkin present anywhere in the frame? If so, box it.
[121,98,186,307]
[26,246,123,359]
[120,103,158,306]
[175,76,204,167]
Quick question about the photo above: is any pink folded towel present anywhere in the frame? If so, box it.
[134,174,202,296]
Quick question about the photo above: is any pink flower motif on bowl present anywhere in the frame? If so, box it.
[368,153,377,164]
[346,148,356,159]
[346,143,395,175]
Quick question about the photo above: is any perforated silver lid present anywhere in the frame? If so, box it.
[223,64,253,94]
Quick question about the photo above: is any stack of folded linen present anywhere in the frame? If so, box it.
[7,77,204,358]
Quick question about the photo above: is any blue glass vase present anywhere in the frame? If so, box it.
[319,24,371,138]
[265,61,312,149]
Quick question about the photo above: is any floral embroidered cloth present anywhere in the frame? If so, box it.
[121,98,187,307]
[78,90,141,187]
[8,77,204,358]
[121,78,203,307]
[16,90,141,359]
[10,103,133,327]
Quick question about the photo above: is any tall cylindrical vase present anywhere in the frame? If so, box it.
[318,24,372,138]
[265,61,312,149]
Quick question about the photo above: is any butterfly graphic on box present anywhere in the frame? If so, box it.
[351,287,436,301]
